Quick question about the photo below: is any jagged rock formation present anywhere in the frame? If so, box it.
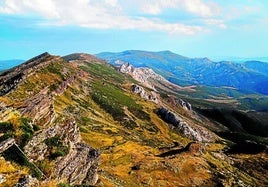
[176,98,192,111]
[0,52,57,96]
[157,107,213,142]
[53,143,99,185]
[24,119,100,185]
[119,62,135,74]
[52,70,86,96]
[119,62,194,96]
[120,63,166,90]
[20,87,55,126]
[131,84,159,103]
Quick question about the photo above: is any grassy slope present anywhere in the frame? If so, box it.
[53,61,213,186]
[53,60,266,186]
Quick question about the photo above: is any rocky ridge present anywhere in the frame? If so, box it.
[24,119,100,185]
[0,53,57,96]
[0,54,100,186]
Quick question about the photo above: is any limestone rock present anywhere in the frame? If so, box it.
[24,120,100,185]
[131,84,159,103]
[53,143,100,185]
[119,63,166,90]
[20,88,55,126]
[157,107,213,142]
[176,98,192,111]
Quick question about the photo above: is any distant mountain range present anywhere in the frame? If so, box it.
[97,50,268,95]
[0,59,24,71]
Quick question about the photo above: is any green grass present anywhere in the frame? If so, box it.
[80,63,125,83]
[91,81,150,122]
[45,136,70,160]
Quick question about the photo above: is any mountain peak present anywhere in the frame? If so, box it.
[0,52,57,96]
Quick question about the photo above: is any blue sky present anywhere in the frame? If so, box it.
[0,0,268,61]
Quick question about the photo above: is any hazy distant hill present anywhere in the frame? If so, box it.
[97,50,268,95]
[244,60,268,75]
[0,59,24,71]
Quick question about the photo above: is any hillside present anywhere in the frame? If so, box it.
[0,53,267,186]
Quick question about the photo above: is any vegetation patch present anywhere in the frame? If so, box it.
[0,122,15,142]
[18,118,35,148]
[45,136,70,160]
[80,63,125,83]
[2,145,43,179]
[91,81,149,122]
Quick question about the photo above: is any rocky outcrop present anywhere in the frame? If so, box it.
[131,84,159,103]
[119,62,135,74]
[52,70,85,96]
[119,63,166,90]
[53,142,99,185]
[19,70,83,126]
[0,53,57,96]
[157,107,213,142]
[24,120,100,185]
[20,88,55,127]
[176,98,192,111]
[0,138,15,153]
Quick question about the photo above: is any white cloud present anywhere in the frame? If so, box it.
[204,19,227,29]
[0,0,216,34]
[136,0,219,17]
[139,0,177,15]
[183,0,219,17]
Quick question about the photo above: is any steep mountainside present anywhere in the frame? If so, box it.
[0,53,267,186]
[97,50,268,95]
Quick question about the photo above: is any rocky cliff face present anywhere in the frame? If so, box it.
[122,64,213,142]
[157,107,214,142]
